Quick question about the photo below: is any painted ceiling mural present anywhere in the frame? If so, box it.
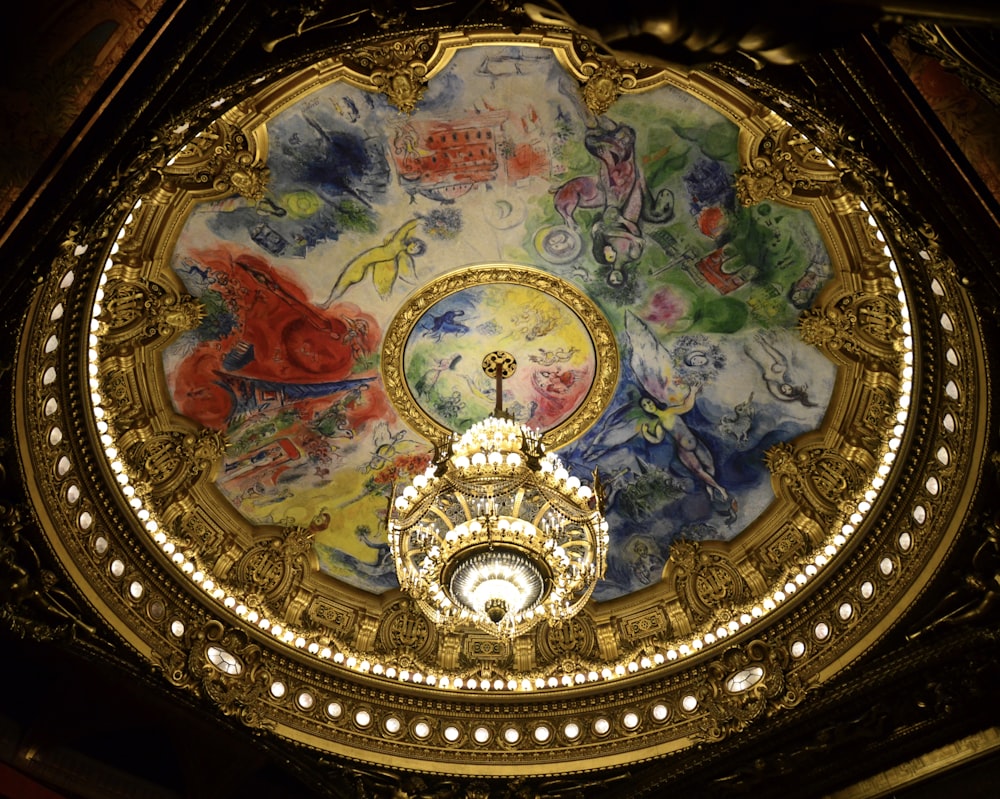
[26,20,984,778]
[162,44,836,600]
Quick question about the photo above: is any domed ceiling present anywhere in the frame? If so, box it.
[161,42,840,601]
[16,27,986,779]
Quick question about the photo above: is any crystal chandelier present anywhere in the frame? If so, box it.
[387,351,609,638]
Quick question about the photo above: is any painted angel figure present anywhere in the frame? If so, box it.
[626,312,737,521]
[743,330,816,407]
[321,218,425,305]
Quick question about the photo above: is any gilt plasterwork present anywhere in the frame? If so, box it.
[11,27,988,776]
[340,34,439,113]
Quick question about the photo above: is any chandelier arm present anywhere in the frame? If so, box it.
[387,375,608,639]
[443,469,533,499]
[535,483,600,520]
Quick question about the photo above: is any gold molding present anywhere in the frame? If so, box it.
[340,34,438,114]
[11,27,990,776]
[380,264,619,449]
[696,639,807,742]
[827,727,1000,799]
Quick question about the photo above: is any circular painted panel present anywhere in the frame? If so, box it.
[384,264,616,443]
[402,281,595,433]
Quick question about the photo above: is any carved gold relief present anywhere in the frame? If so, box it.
[578,57,637,116]
[97,361,149,432]
[122,428,225,508]
[305,596,357,638]
[807,449,866,506]
[377,598,437,661]
[556,34,667,117]
[799,290,904,374]
[536,616,597,663]
[99,277,204,350]
[668,541,749,625]
[736,125,840,206]
[233,529,313,612]
[342,35,438,113]
[174,511,232,566]
[186,621,274,729]
[463,635,509,662]
[615,606,672,643]
[160,115,269,202]
[695,640,808,741]
[765,442,866,526]
[753,522,813,581]
[841,384,900,454]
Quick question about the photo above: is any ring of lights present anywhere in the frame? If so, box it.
[14,29,988,776]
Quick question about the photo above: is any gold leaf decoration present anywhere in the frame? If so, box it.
[345,35,437,114]
[187,621,274,729]
[694,639,808,741]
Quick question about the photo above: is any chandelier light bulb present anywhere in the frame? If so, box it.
[387,351,608,638]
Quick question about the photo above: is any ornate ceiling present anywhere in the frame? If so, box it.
[4,3,1000,797]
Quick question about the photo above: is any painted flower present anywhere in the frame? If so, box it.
[646,287,689,329]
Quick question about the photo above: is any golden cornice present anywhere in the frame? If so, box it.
[159,112,271,202]
[11,26,990,776]
[340,33,439,113]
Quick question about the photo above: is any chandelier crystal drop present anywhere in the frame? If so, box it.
[387,351,609,638]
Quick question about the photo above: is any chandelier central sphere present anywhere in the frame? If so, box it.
[387,351,609,638]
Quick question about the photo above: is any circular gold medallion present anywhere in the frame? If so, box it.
[382,264,618,448]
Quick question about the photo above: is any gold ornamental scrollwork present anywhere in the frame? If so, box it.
[667,541,749,626]
[799,290,905,374]
[305,595,358,638]
[752,522,813,582]
[462,635,508,664]
[173,511,233,567]
[536,615,598,663]
[120,428,226,515]
[615,605,672,644]
[579,56,637,116]
[232,527,313,614]
[837,383,900,456]
[376,598,438,661]
[342,34,438,114]
[98,278,205,351]
[185,620,275,729]
[764,441,866,527]
[736,124,840,206]
[694,639,808,741]
[160,114,270,202]
[554,34,666,116]
[97,360,149,438]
